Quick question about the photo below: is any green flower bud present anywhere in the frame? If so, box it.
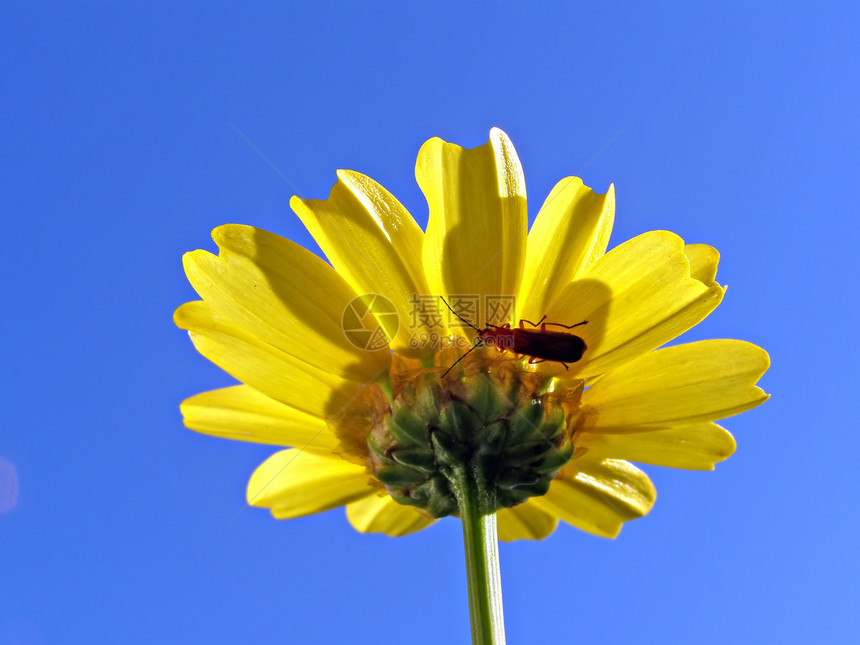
[366,357,583,517]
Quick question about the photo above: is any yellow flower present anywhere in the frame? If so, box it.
[175,128,769,541]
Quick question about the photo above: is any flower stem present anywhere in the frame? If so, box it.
[454,466,506,644]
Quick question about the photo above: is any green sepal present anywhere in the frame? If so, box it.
[440,400,481,443]
[391,448,437,473]
[432,473,453,498]
[497,468,540,490]
[408,479,437,502]
[480,420,508,455]
[508,400,546,443]
[389,407,429,447]
[388,489,425,508]
[414,382,443,425]
[501,440,552,466]
[427,494,458,518]
[467,375,507,422]
[530,442,573,474]
[510,478,552,498]
[431,431,469,467]
[376,464,428,487]
[367,433,394,465]
[540,406,565,439]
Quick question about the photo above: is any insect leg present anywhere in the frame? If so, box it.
[542,320,588,331]
[519,316,547,329]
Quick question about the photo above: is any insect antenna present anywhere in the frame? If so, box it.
[439,296,485,378]
[441,338,484,378]
[439,296,482,333]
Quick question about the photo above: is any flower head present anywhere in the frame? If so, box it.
[175,128,769,540]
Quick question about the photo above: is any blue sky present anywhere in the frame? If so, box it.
[2,3,858,643]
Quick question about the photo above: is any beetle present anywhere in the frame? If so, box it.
[439,296,587,377]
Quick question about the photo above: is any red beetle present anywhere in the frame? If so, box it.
[440,297,587,377]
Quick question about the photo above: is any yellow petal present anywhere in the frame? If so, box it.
[418,128,527,320]
[183,224,389,381]
[174,300,368,419]
[684,244,720,284]
[497,502,558,542]
[247,449,375,519]
[578,422,736,471]
[546,231,725,378]
[346,494,436,536]
[180,385,341,452]
[529,458,656,538]
[519,179,614,322]
[291,170,432,354]
[583,339,770,427]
